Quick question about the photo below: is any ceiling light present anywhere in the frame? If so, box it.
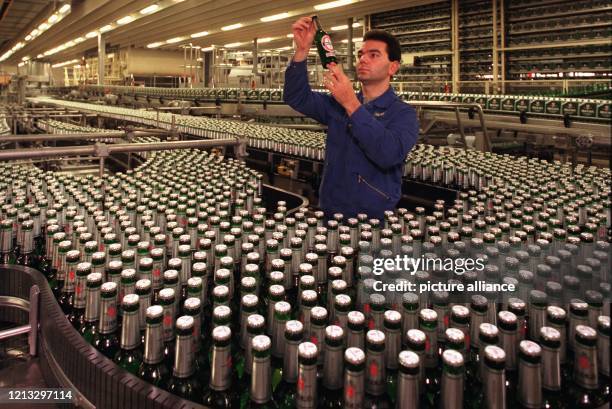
[224,42,243,48]
[331,22,361,31]
[99,25,113,33]
[18,62,25,67]
[74,37,85,43]
[147,42,163,48]
[191,31,209,38]
[287,33,294,38]
[257,37,274,43]
[86,31,98,38]
[221,23,243,31]
[341,38,362,43]
[48,14,59,24]
[140,4,160,14]
[260,12,289,22]
[37,54,44,58]
[278,46,292,50]
[21,56,30,61]
[38,22,50,31]
[64,40,75,47]
[166,37,184,44]
[30,29,39,37]
[117,15,135,25]
[59,4,71,14]
[201,46,214,51]
[25,35,32,41]
[314,0,356,11]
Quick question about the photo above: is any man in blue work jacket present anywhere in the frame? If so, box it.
[284,17,418,221]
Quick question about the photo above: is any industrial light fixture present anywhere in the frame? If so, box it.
[331,22,361,31]
[99,25,113,33]
[59,4,71,14]
[201,46,214,52]
[314,0,356,11]
[166,37,185,44]
[287,33,294,38]
[48,14,59,24]
[74,37,85,43]
[140,4,160,14]
[36,54,44,58]
[117,15,135,25]
[85,31,98,38]
[221,23,243,31]
[147,42,164,48]
[257,37,274,43]
[38,22,50,31]
[260,12,290,22]
[224,42,243,48]
[190,31,209,38]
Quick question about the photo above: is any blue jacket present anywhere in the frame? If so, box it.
[283,59,419,220]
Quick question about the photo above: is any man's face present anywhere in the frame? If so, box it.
[356,39,399,83]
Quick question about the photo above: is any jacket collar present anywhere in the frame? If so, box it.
[357,86,397,109]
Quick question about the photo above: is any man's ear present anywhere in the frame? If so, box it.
[389,60,400,77]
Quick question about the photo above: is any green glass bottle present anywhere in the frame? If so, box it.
[271,301,292,394]
[311,15,337,69]
[540,326,569,409]
[245,334,279,408]
[138,305,170,387]
[343,347,366,409]
[203,325,239,408]
[396,350,429,409]
[92,282,120,359]
[113,293,143,375]
[158,287,177,368]
[58,249,80,315]
[514,340,543,408]
[419,308,441,402]
[79,272,103,344]
[319,324,345,408]
[567,325,607,408]
[433,349,466,409]
[237,313,266,402]
[0,219,17,264]
[54,239,72,297]
[383,310,402,404]
[16,220,38,268]
[67,261,92,330]
[295,342,318,409]
[597,316,610,404]
[164,315,203,403]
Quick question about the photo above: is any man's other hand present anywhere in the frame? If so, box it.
[292,17,315,61]
[324,63,361,116]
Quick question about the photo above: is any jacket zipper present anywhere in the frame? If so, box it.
[358,174,391,200]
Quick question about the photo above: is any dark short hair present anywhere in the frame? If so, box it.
[363,30,402,63]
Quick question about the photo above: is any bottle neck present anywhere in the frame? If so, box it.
[272,316,288,358]
[499,328,518,370]
[84,287,100,322]
[210,341,232,391]
[518,358,542,408]
[296,362,317,408]
[143,322,164,364]
[574,342,599,389]
[483,366,506,409]
[283,339,300,383]
[541,345,561,391]
[250,353,272,404]
[73,275,88,309]
[323,343,343,390]
[1,229,12,253]
[385,329,401,370]
[99,297,118,334]
[138,293,151,332]
[397,371,420,409]
[173,332,195,378]
[598,334,609,378]
[365,348,386,396]
[343,368,365,408]
[63,264,77,292]
[440,367,464,409]
[21,230,33,254]
[161,303,175,342]
[120,310,140,350]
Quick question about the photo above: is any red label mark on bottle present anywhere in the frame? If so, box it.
[368,319,375,330]
[346,383,355,399]
[369,361,379,377]
[226,355,232,369]
[443,315,449,328]
[153,269,161,277]
[578,354,590,370]
[364,304,371,314]
[425,337,431,353]
[297,376,305,391]
[163,315,173,327]
[75,285,83,296]
[310,336,318,346]
[321,35,334,52]
[107,306,117,318]
[69,271,75,281]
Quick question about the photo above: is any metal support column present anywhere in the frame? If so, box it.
[347,17,354,75]
[451,0,460,93]
[97,33,105,86]
[492,0,499,94]
[500,0,506,94]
